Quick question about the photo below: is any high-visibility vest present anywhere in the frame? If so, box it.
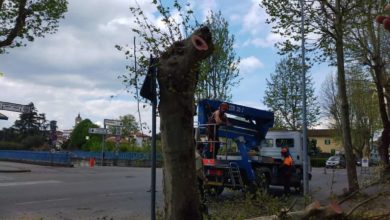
[283,156,293,167]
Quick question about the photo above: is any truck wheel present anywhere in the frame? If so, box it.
[254,168,269,192]
[205,186,224,196]
[295,182,304,195]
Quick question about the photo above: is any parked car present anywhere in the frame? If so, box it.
[325,155,346,168]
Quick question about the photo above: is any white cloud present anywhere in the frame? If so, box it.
[239,56,264,74]
[242,0,269,35]
[197,0,218,21]
[0,77,156,131]
[244,33,283,48]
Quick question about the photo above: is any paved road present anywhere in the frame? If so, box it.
[310,166,379,203]
[0,162,163,220]
[0,162,379,219]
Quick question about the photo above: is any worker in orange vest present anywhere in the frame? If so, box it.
[281,147,293,195]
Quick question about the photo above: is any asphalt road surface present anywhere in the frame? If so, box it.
[0,162,378,219]
[0,162,163,220]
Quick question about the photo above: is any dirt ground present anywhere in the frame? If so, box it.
[339,177,390,219]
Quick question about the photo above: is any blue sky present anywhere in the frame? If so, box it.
[0,0,332,131]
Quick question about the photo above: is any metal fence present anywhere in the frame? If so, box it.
[0,150,71,166]
[0,150,163,166]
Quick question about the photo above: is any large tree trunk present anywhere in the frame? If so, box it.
[373,64,390,170]
[335,0,359,192]
[157,27,213,220]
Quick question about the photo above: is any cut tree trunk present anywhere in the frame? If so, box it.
[157,26,213,220]
[247,201,343,220]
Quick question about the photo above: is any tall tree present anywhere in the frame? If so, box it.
[348,66,381,158]
[13,102,40,136]
[343,0,390,169]
[264,55,319,130]
[117,1,214,219]
[321,68,381,158]
[119,114,139,137]
[69,119,97,150]
[0,0,68,54]
[261,0,359,192]
[196,11,240,101]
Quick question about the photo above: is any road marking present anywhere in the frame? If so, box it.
[0,180,61,187]
[16,198,70,205]
[99,191,134,197]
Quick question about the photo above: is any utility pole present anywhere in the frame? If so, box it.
[300,0,309,195]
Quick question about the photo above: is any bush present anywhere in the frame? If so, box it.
[21,135,45,149]
[0,141,26,150]
[311,157,327,167]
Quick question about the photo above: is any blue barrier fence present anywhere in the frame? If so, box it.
[0,150,163,166]
[0,150,71,166]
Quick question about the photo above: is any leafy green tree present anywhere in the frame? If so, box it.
[322,67,381,158]
[261,0,360,192]
[342,0,390,168]
[196,11,240,101]
[0,0,68,53]
[68,119,98,150]
[107,114,139,138]
[348,66,381,158]
[264,55,319,130]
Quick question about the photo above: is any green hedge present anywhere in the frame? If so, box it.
[0,141,26,150]
[311,157,327,167]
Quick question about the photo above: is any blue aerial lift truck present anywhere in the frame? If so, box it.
[195,99,307,195]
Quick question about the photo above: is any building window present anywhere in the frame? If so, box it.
[324,139,331,145]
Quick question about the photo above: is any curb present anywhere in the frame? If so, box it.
[0,169,31,173]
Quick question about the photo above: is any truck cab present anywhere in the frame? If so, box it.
[260,131,305,166]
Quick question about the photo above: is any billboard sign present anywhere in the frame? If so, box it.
[0,101,32,113]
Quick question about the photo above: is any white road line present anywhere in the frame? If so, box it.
[99,191,134,197]
[0,180,61,187]
[16,198,70,205]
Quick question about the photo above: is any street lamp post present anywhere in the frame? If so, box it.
[300,0,309,195]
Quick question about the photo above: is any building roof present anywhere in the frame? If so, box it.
[135,132,151,138]
[307,129,337,137]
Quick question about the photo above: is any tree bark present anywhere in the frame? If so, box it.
[335,0,359,192]
[157,27,213,220]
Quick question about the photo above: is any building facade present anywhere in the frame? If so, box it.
[307,129,342,154]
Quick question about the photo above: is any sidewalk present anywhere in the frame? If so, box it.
[0,161,31,173]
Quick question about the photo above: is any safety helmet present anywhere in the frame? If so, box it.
[281,147,289,156]
[219,102,229,111]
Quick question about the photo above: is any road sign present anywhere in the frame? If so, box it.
[0,101,32,113]
[89,128,110,135]
[362,157,369,168]
[104,119,123,127]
